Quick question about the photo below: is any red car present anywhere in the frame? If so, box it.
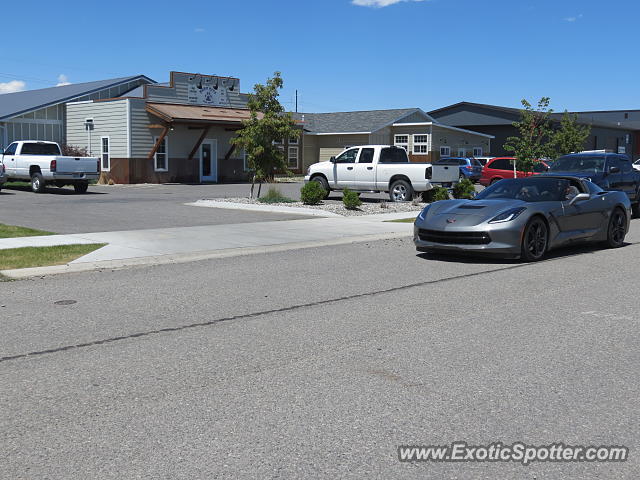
[479,157,550,186]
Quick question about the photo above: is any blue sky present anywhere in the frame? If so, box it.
[1,0,637,113]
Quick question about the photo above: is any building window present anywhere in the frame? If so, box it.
[273,139,283,145]
[440,146,450,157]
[394,135,409,152]
[413,134,429,154]
[242,150,250,172]
[289,136,299,145]
[101,137,110,171]
[154,136,168,171]
[288,146,299,168]
[473,147,483,156]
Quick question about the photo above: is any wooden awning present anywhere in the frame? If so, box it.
[146,102,261,125]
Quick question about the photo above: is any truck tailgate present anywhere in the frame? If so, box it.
[54,156,99,174]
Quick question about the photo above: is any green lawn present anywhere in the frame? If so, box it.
[0,244,106,270]
[385,217,417,223]
[0,223,54,238]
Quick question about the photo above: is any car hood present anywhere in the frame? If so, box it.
[420,199,528,228]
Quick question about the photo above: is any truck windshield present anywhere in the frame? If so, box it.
[20,143,61,155]
[550,155,605,173]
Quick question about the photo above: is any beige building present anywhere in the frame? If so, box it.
[296,108,493,170]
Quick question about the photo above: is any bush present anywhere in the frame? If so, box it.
[300,181,326,205]
[452,178,476,199]
[342,188,362,210]
[422,186,450,203]
[257,186,296,204]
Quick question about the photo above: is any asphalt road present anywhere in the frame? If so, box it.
[1,222,639,478]
[0,183,310,233]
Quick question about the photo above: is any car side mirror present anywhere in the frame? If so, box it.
[329,156,336,163]
[609,166,620,174]
[569,193,590,206]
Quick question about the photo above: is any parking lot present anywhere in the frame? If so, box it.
[0,182,310,233]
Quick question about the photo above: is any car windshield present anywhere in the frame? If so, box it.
[474,177,573,202]
[550,155,605,173]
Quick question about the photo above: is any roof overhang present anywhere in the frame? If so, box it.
[146,102,260,125]
[305,131,371,136]
[392,121,495,139]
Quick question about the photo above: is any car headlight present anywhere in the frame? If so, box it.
[488,207,526,223]
[417,204,431,221]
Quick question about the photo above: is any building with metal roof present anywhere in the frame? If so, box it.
[0,75,154,149]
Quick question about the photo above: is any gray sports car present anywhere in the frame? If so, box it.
[414,176,631,261]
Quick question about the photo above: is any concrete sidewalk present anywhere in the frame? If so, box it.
[0,213,415,277]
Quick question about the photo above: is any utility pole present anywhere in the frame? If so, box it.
[295,90,298,113]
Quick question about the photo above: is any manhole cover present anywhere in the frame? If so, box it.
[54,300,77,306]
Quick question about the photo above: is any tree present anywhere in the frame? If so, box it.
[552,111,591,156]
[232,72,299,198]
[504,97,555,174]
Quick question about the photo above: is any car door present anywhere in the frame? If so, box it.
[2,142,18,176]
[353,147,376,190]
[618,155,634,197]
[330,148,358,188]
[605,156,624,192]
[553,180,602,237]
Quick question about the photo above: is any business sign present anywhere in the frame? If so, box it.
[618,146,626,154]
[187,76,235,107]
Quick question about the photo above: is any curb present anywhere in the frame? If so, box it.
[187,200,343,217]
[0,231,412,279]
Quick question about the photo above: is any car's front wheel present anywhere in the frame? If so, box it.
[389,179,413,202]
[311,176,330,199]
[605,208,627,248]
[521,217,548,261]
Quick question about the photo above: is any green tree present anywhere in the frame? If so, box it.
[232,72,299,198]
[504,97,555,174]
[552,111,591,156]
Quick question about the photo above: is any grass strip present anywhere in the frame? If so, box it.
[0,223,55,238]
[0,244,106,270]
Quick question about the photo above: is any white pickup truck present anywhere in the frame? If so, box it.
[304,145,433,202]
[1,141,100,193]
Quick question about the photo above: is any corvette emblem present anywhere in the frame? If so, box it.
[446,218,457,223]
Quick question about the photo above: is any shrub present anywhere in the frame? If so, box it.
[300,181,326,205]
[422,186,450,203]
[257,186,296,204]
[342,188,362,210]
[452,178,476,199]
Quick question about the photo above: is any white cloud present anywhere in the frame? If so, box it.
[194,27,206,33]
[352,0,425,7]
[0,80,26,94]
[565,14,583,22]
[56,74,71,86]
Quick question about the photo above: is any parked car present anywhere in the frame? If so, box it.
[438,157,483,182]
[548,152,640,217]
[473,156,495,166]
[414,176,631,261]
[305,145,433,202]
[633,159,640,171]
[1,141,100,193]
[0,162,6,191]
[479,157,550,187]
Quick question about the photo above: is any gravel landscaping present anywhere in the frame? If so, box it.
[201,197,426,216]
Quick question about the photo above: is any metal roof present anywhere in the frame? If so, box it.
[0,75,154,120]
[293,108,429,134]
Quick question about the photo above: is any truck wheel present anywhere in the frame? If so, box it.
[311,176,330,199]
[74,182,89,194]
[31,173,46,193]
[389,179,413,202]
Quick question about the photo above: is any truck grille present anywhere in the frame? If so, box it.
[418,229,491,245]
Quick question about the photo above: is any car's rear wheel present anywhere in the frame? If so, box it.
[389,179,413,202]
[605,208,627,248]
[31,173,46,193]
[74,182,89,194]
[521,217,548,262]
[311,176,330,199]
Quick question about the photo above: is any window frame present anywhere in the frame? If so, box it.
[440,146,451,157]
[100,136,110,171]
[473,147,483,157]
[287,146,299,168]
[289,136,299,145]
[153,136,169,172]
[394,134,409,153]
[412,134,429,155]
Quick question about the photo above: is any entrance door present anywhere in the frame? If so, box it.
[200,139,218,182]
